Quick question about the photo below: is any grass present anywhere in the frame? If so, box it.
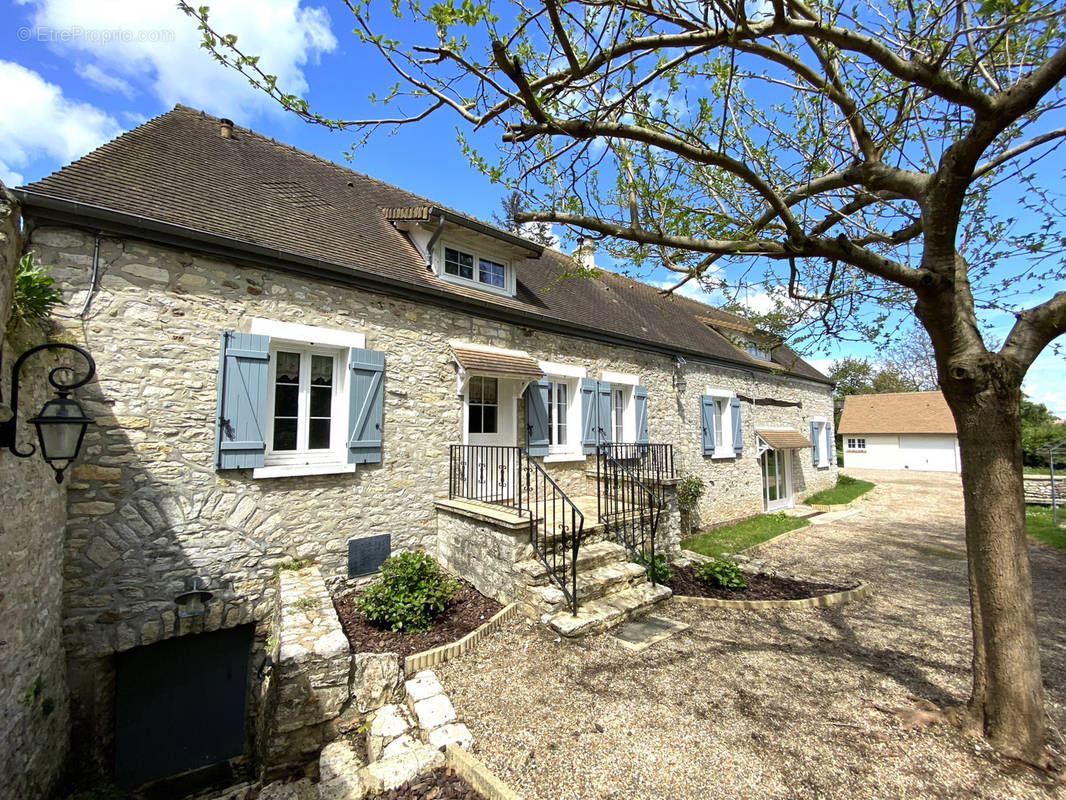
[1026,504,1066,551]
[682,513,809,557]
[804,475,875,506]
[1021,465,1066,476]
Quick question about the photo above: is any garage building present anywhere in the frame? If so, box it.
[838,391,960,473]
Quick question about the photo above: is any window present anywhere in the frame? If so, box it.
[548,381,568,446]
[810,419,831,467]
[467,376,498,434]
[268,349,339,456]
[702,389,740,458]
[441,245,511,293]
[847,437,866,451]
[612,387,626,442]
[746,340,772,361]
[213,319,384,479]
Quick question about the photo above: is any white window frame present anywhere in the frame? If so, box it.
[248,318,365,479]
[811,417,830,467]
[436,240,515,297]
[745,340,772,361]
[846,437,867,452]
[541,361,586,462]
[602,371,639,444]
[705,387,738,459]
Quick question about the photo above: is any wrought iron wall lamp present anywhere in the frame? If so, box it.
[0,342,96,483]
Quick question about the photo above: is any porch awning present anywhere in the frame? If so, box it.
[756,428,814,450]
[450,344,544,380]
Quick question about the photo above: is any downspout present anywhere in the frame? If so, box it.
[78,233,101,318]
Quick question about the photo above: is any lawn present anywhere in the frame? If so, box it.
[804,475,875,506]
[1022,466,1066,476]
[682,513,809,557]
[1026,504,1066,551]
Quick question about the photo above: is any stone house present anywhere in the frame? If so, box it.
[7,105,835,791]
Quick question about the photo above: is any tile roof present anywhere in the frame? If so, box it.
[451,345,544,379]
[17,105,830,384]
[756,428,815,449]
[838,391,957,435]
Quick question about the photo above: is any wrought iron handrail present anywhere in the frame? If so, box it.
[596,443,667,584]
[597,443,675,500]
[448,444,583,615]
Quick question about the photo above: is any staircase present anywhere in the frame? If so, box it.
[513,494,672,637]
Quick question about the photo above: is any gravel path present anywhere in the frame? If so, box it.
[435,469,1066,799]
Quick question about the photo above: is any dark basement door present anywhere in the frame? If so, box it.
[114,624,253,788]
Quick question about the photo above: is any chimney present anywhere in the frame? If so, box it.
[219,118,234,139]
[573,236,596,271]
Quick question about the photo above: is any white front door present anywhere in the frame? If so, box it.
[464,376,517,500]
[762,448,794,511]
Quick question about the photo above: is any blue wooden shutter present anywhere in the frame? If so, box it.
[700,395,716,456]
[215,331,269,469]
[348,348,385,464]
[596,381,612,444]
[634,385,649,444]
[825,421,834,466]
[580,378,598,454]
[731,397,743,455]
[811,422,820,466]
[525,378,550,457]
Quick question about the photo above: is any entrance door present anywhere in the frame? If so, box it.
[114,625,253,789]
[465,376,516,500]
[761,448,794,511]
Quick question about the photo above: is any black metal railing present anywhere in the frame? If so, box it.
[448,445,583,615]
[597,443,675,496]
[596,443,674,584]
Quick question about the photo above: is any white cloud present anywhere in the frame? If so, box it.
[653,277,714,303]
[804,358,834,377]
[80,63,135,97]
[0,60,121,187]
[22,0,337,121]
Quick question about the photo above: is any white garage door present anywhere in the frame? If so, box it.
[898,436,959,472]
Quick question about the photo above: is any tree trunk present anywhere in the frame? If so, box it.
[945,381,1047,763]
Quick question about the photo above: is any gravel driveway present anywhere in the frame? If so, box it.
[435,469,1066,799]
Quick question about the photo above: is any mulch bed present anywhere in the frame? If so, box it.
[366,766,485,799]
[666,563,855,601]
[333,580,502,658]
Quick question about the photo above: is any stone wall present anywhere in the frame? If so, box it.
[1024,476,1066,505]
[0,186,71,799]
[25,223,836,765]
[435,505,532,605]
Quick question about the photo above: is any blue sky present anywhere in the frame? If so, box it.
[3,0,1063,414]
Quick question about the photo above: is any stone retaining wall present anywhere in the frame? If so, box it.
[1024,476,1066,505]
[0,185,71,799]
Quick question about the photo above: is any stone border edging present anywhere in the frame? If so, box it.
[405,603,518,673]
[671,580,872,610]
[809,501,858,512]
[445,743,525,800]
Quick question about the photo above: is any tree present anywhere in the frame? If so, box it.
[881,323,940,392]
[1021,398,1066,468]
[829,357,876,398]
[183,0,1066,762]
[493,190,558,246]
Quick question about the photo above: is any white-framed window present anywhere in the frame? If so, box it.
[602,371,638,443]
[467,376,499,434]
[248,318,367,479]
[705,388,737,459]
[847,437,866,451]
[745,340,772,361]
[438,242,514,296]
[540,361,586,461]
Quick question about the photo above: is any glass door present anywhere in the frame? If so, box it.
[762,449,793,511]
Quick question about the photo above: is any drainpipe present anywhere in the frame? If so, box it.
[79,233,101,318]
[425,215,446,269]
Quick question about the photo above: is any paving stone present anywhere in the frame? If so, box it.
[411,693,457,729]
[426,722,474,750]
[404,670,444,703]
[360,745,446,793]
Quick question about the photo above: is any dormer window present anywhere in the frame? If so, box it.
[746,340,772,361]
[438,242,515,296]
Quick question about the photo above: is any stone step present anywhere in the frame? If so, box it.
[548,582,674,638]
[516,558,649,617]
[514,540,628,585]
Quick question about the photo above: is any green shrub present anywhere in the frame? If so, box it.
[634,552,674,583]
[676,475,705,516]
[9,253,63,333]
[694,557,748,591]
[357,552,458,633]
